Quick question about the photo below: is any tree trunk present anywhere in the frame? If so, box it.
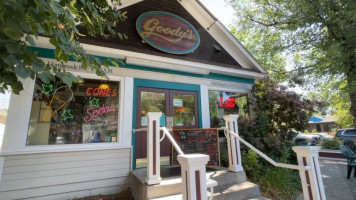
[350,90,356,126]
[347,68,356,127]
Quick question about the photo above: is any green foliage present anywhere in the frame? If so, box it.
[258,165,301,200]
[242,150,301,200]
[312,129,317,133]
[229,0,356,126]
[237,78,316,199]
[321,140,341,150]
[229,26,287,83]
[307,79,354,128]
[304,130,309,134]
[0,0,127,94]
[241,150,261,180]
[244,79,316,158]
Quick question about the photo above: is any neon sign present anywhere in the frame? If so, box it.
[86,87,117,97]
[84,104,116,122]
[61,109,73,121]
[218,97,236,109]
[89,98,100,108]
[42,84,53,95]
[41,86,74,121]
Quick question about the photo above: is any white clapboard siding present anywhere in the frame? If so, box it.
[4,148,121,160]
[22,184,130,200]
[3,157,130,174]
[2,163,128,181]
[0,178,129,199]
[4,151,129,167]
[0,148,131,200]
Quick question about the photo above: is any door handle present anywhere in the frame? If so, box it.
[166,117,173,131]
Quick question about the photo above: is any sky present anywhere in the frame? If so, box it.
[200,0,235,28]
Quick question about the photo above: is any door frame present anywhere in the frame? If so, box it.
[132,78,201,169]
[136,87,199,129]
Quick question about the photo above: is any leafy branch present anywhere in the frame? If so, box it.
[0,0,127,94]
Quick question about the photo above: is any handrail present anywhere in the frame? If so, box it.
[132,128,147,133]
[161,127,185,156]
[220,127,311,171]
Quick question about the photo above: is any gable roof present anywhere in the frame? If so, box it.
[115,0,267,75]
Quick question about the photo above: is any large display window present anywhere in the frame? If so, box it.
[209,90,249,128]
[26,79,120,145]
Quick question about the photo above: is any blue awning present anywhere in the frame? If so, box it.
[310,116,323,122]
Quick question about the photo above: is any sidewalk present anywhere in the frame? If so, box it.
[319,158,356,200]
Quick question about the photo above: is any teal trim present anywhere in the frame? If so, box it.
[29,46,255,84]
[136,11,200,54]
[131,79,202,169]
[124,64,255,85]
[28,46,126,67]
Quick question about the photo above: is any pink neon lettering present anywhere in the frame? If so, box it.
[84,104,116,122]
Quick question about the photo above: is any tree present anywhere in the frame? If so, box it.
[229,0,356,125]
[230,24,288,83]
[239,78,316,157]
[307,79,354,128]
[0,0,127,94]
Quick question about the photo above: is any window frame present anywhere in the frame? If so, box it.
[21,71,126,153]
[205,86,250,128]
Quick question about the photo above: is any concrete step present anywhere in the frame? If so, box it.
[211,182,262,200]
[151,184,266,200]
[130,166,260,200]
[207,168,247,185]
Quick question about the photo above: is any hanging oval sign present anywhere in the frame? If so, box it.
[136,11,200,54]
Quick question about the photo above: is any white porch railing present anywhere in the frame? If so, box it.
[222,114,326,200]
[141,112,215,200]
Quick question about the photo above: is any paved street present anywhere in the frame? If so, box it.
[319,158,356,200]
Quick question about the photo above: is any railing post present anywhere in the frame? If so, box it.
[293,146,326,200]
[223,115,243,172]
[178,154,209,200]
[146,112,162,185]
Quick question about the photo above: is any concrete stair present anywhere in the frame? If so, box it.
[130,166,265,200]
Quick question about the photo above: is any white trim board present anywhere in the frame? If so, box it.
[40,58,253,92]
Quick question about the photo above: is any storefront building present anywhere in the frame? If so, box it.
[0,0,266,199]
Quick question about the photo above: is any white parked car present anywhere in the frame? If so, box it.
[293,132,321,146]
[293,132,334,146]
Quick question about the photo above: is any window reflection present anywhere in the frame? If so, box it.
[209,90,249,128]
[173,94,195,126]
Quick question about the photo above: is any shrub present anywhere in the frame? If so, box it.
[304,130,309,134]
[242,150,261,180]
[258,165,301,200]
[321,140,341,150]
[312,129,317,133]
[242,150,301,200]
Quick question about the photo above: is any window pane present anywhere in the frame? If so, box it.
[208,90,249,128]
[173,94,195,126]
[140,91,166,126]
[345,130,356,136]
[27,79,120,145]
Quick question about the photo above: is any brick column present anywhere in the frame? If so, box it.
[178,154,209,200]
[223,115,243,172]
[293,146,326,200]
[146,112,162,185]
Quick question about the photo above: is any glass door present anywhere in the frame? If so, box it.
[170,90,198,129]
[135,87,199,168]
